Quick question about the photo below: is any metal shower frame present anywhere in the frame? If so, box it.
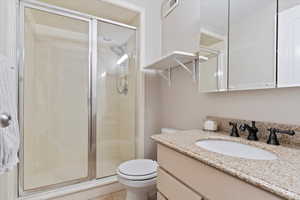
[17,0,137,197]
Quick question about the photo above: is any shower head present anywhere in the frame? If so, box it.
[110,43,127,57]
[99,35,129,57]
[110,45,124,56]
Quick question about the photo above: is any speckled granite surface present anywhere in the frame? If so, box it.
[152,130,300,200]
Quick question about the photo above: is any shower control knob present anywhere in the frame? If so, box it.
[0,113,12,128]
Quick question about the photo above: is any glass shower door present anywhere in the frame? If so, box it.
[96,21,137,178]
[21,7,90,191]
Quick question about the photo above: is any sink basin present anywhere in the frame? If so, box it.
[195,139,277,160]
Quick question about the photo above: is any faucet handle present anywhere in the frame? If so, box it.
[267,128,296,145]
[229,122,239,137]
[251,121,259,132]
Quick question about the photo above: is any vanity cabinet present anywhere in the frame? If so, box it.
[156,144,283,200]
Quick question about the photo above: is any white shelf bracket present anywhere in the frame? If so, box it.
[158,67,172,87]
[192,59,198,82]
[174,57,199,82]
[167,67,171,87]
[174,58,193,75]
[158,70,169,81]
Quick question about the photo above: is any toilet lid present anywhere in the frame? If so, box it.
[118,159,158,177]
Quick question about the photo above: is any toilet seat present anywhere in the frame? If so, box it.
[118,170,157,181]
[117,159,158,181]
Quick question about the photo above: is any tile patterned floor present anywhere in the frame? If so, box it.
[90,190,126,200]
[90,190,157,200]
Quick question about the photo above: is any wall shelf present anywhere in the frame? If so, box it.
[144,51,208,86]
[144,51,207,70]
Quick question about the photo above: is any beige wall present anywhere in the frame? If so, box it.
[141,0,163,159]
[160,67,300,129]
[144,72,162,159]
[162,0,200,55]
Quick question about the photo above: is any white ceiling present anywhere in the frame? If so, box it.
[37,0,139,25]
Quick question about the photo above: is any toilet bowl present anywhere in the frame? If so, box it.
[117,159,158,200]
[117,128,180,200]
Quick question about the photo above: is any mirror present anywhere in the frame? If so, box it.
[200,0,300,92]
[199,0,228,92]
[228,0,277,90]
[278,0,300,87]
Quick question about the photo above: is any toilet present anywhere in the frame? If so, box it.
[117,128,180,200]
[117,159,158,200]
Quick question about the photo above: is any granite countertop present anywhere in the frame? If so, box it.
[151,130,300,200]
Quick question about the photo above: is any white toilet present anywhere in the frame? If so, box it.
[117,128,180,200]
[117,159,158,200]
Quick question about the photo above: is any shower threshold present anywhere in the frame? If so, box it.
[18,176,123,200]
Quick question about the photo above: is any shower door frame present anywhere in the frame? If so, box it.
[17,0,137,197]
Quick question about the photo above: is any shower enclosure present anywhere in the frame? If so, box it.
[18,0,137,196]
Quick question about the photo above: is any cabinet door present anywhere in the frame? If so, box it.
[228,0,277,90]
[157,168,203,200]
[158,144,283,200]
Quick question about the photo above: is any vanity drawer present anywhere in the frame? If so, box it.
[157,144,283,200]
[157,167,203,200]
